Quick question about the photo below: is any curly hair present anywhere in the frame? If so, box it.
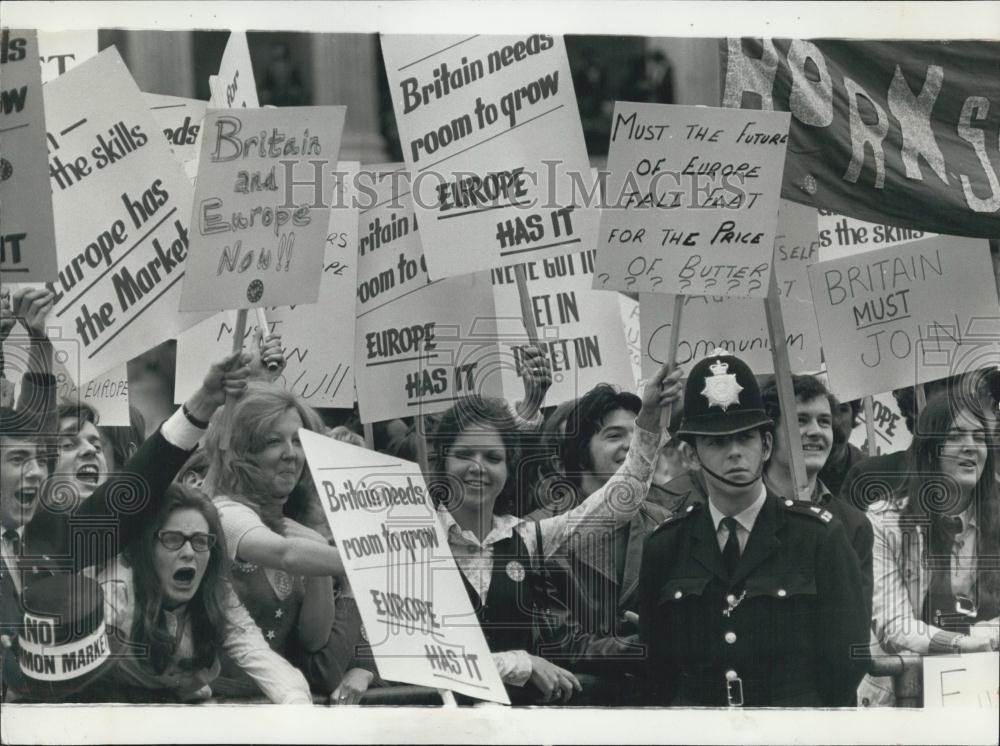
[201,384,325,533]
[122,484,230,676]
[426,396,523,517]
[558,384,641,491]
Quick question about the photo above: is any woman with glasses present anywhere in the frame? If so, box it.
[89,484,312,703]
[861,391,1000,707]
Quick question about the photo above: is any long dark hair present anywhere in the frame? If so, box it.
[122,484,231,676]
[901,391,1000,617]
[427,396,523,517]
[202,384,325,533]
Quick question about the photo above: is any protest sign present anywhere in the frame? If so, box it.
[593,102,790,298]
[923,652,999,708]
[354,166,504,423]
[37,30,97,82]
[808,235,1000,402]
[849,391,911,456]
[144,93,207,182]
[174,162,360,408]
[41,47,205,384]
[209,31,259,109]
[641,199,822,375]
[618,294,643,391]
[381,34,598,279]
[818,209,938,262]
[492,245,634,406]
[299,430,509,704]
[722,39,1000,239]
[179,105,345,311]
[1,29,58,282]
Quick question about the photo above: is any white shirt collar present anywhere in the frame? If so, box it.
[708,482,768,534]
[437,506,520,548]
[1,524,24,541]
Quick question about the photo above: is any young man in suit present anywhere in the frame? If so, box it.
[638,351,869,707]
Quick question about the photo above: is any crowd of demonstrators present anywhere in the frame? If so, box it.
[424,362,682,704]
[3,276,999,708]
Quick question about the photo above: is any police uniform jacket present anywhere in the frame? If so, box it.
[638,489,869,707]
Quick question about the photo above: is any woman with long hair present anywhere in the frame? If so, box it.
[423,363,681,704]
[201,385,371,701]
[93,484,312,703]
[863,390,1000,705]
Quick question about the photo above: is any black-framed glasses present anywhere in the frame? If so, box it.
[156,530,216,552]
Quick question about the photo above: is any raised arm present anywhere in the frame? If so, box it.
[536,362,683,557]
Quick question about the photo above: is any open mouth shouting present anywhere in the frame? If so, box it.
[172,566,198,588]
[75,464,100,485]
[15,484,39,508]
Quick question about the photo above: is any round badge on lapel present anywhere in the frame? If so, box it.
[505,560,526,583]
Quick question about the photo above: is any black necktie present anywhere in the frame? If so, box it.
[721,517,741,578]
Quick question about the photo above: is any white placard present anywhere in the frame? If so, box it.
[299,429,509,704]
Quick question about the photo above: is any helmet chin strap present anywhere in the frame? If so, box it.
[699,461,764,488]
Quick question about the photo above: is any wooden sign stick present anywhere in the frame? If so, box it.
[414,415,431,476]
[862,395,878,457]
[915,383,926,412]
[363,422,375,451]
[219,308,249,451]
[660,295,684,435]
[254,307,280,373]
[514,264,540,347]
[764,270,809,498]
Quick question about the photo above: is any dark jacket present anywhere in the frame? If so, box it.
[819,443,867,497]
[23,424,193,578]
[838,450,908,511]
[638,492,869,707]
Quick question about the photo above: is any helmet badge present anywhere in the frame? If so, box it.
[701,356,743,411]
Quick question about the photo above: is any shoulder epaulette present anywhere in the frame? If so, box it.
[652,502,703,534]
[781,498,833,524]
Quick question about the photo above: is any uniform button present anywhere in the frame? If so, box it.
[725,670,739,681]
[784,500,794,507]
[726,594,737,605]
[674,590,683,599]
[724,631,737,644]
[777,589,787,598]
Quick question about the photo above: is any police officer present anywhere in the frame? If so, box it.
[638,351,869,707]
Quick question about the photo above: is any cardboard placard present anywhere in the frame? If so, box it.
[640,200,822,375]
[593,102,790,298]
[849,391,911,456]
[818,208,938,262]
[179,106,345,311]
[174,162,360,408]
[40,48,206,384]
[209,31,259,109]
[0,29,58,282]
[808,235,1000,402]
[923,652,999,708]
[381,34,597,279]
[299,430,509,704]
[37,30,97,82]
[354,166,504,424]
[491,245,634,406]
[144,93,207,182]
[618,294,643,392]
